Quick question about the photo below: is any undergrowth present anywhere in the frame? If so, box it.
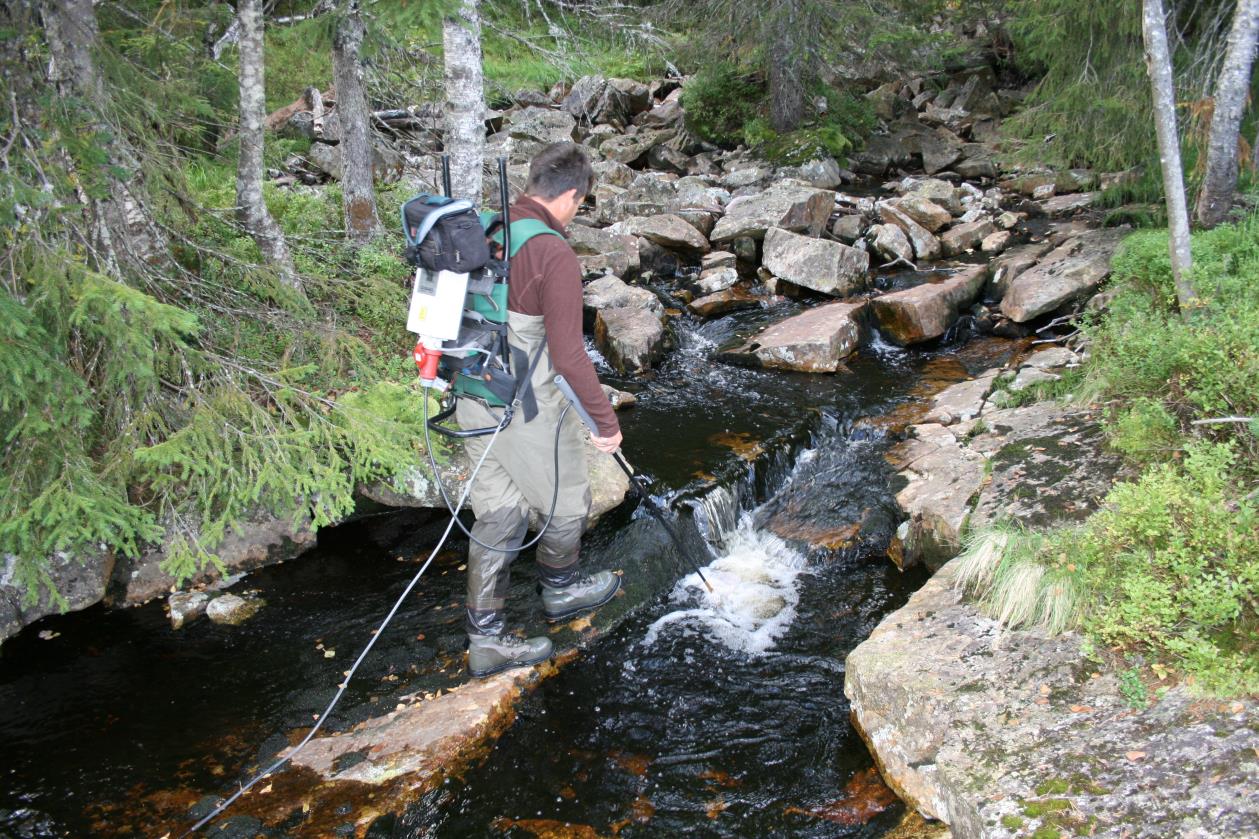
[957,214,1259,697]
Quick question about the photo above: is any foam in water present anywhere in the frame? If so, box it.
[866,329,906,359]
[641,514,808,655]
[584,336,610,371]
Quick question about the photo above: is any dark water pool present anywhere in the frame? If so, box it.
[0,303,1015,837]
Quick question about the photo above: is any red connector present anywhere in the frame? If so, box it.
[413,339,442,387]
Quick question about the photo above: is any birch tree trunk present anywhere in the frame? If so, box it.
[332,0,382,244]
[42,0,167,275]
[1142,0,1198,316]
[1194,0,1259,229]
[443,0,485,202]
[235,0,300,291]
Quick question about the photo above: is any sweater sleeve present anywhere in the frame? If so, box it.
[536,241,620,438]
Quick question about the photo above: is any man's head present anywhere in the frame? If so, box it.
[524,142,594,227]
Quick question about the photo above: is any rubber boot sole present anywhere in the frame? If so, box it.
[543,574,622,622]
[467,649,552,679]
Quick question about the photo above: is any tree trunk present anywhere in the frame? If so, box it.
[1194,0,1259,229]
[768,0,806,133]
[443,0,485,202]
[234,0,301,292]
[332,0,382,244]
[41,0,168,275]
[1143,0,1198,316]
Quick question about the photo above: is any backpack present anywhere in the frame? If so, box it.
[444,215,562,409]
[401,195,491,273]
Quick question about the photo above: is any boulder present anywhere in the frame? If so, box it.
[710,184,835,242]
[597,172,677,223]
[871,264,987,345]
[607,78,651,115]
[563,75,632,127]
[980,230,1011,253]
[637,100,684,129]
[762,227,869,297]
[601,128,677,167]
[720,301,866,372]
[1,549,115,646]
[205,593,263,626]
[582,275,663,321]
[701,250,737,272]
[920,126,963,175]
[505,106,577,145]
[168,590,209,630]
[694,266,739,294]
[890,194,953,232]
[592,159,635,188]
[110,509,317,606]
[688,289,760,319]
[879,202,942,262]
[955,156,998,181]
[567,224,640,278]
[789,157,845,189]
[1001,228,1128,322]
[1040,191,1099,218]
[595,307,666,373]
[987,241,1054,300]
[831,213,868,244]
[610,214,710,255]
[721,166,772,190]
[646,144,689,175]
[939,219,996,256]
[305,142,403,183]
[905,178,963,214]
[871,223,914,265]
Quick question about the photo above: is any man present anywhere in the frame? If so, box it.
[455,142,623,678]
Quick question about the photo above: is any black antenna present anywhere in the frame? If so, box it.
[497,157,511,258]
[441,154,452,198]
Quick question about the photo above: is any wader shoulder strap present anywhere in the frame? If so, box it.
[486,217,564,259]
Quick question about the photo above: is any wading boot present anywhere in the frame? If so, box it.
[467,633,553,678]
[541,571,621,622]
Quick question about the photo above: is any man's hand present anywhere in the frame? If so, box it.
[591,430,622,454]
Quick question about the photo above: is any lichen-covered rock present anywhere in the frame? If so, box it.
[600,127,677,167]
[762,227,870,296]
[694,266,739,295]
[845,560,1258,838]
[987,241,1054,301]
[888,423,986,570]
[1001,228,1128,323]
[568,223,640,278]
[504,106,577,145]
[709,183,835,242]
[1,549,115,646]
[609,213,710,255]
[719,300,866,373]
[582,274,664,320]
[922,372,998,425]
[688,288,760,319]
[871,223,915,265]
[891,194,953,232]
[871,265,987,345]
[940,219,996,256]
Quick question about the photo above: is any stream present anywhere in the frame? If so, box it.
[0,286,1019,837]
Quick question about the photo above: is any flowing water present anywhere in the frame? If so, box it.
[0,292,1017,837]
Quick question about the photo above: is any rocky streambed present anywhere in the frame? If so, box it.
[5,49,1254,839]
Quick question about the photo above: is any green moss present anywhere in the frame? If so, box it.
[1035,779,1070,796]
[1031,827,1062,839]
[1001,814,1025,829]
[1022,798,1070,818]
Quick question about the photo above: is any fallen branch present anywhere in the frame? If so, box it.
[1190,416,1255,426]
[266,86,336,133]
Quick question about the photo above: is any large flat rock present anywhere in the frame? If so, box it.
[709,183,835,242]
[871,265,987,346]
[719,300,866,373]
[888,422,986,570]
[762,227,869,296]
[845,560,1259,838]
[1001,228,1128,322]
[610,213,711,255]
[1,549,115,645]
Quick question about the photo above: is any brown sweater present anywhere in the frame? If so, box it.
[507,196,620,438]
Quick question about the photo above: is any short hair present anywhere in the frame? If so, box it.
[525,142,595,200]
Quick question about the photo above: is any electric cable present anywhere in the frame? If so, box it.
[422,391,570,555]
[180,413,509,837]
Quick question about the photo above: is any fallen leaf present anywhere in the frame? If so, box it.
[324,649,336,659]
[706,798,728,819]
[1125,751,1146,761]
[1069,705,1094,713]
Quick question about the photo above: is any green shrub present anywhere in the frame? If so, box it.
[683,62,764,147]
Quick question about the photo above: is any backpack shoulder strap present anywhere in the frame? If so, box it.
[491,218,562,259]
